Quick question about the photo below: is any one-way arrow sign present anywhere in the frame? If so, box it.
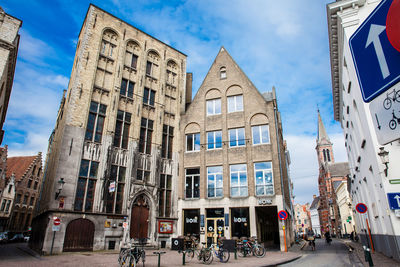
[387,193,400,210]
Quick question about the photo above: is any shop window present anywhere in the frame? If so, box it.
[231,208,250,238]
[185,168,200,199]
[230,164,247,197]
[229,128,245,147]
[252,125,269,145]
[183,209,200,237]
[113,110,131,149]
[207,99,221,116]
[227,95,243,113]
[207,166,223,198]
[186,133,200,152]
[254,162,274,196]
[85,101,107,143]
[207,131,222,150]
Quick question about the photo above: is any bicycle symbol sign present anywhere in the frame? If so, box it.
[370,85,400,145]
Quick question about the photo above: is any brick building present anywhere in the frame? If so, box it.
[294,203,311,236]
[177,47,293,251]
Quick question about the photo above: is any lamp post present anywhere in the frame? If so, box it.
[377,147,389,177]
[55,178,65,199]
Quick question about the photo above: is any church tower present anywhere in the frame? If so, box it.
[316,110,334,166]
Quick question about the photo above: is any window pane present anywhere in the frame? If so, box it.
[265,171,273,183]
[79,160,90,177]
[216,174,223,188]
[228,96,235,113]
[240,172,247,186]
[256,186,264,196]
[238,128,245,146]
[215,99,221,114]
[236,95,243,111]
[231,187,239,197]
[261,125,269,143]
[229,130,236,147]
[131,54,138,69]
[207,132,213,149]
[187,135,193,151]
[120,79,127,96]
[143,88,149,104]
[128,82,134,98]
[194,176,200,198]
[255,162,269,170]
[231,173,238,186]
[94,116,105,142]
[207,100,213,115]
[252,126,260,144]
[85,113,95,141]
[89,101,98,113]
[146,61,152,75]
[216,188,223,197]
[240,187,248,196]
[255,171,263,185]
[119,167,126,182]
[215,131,222,148]
[150,90,155,106]
[186,177,192,198]
[89,161,99,178]
[99,104,107,115]
[194,133,200,150]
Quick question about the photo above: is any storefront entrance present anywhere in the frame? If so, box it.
[206,208,224,247]
[230,207,250,239]
[255,206,279,249]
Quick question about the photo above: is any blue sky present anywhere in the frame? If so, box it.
[2,0,348,204]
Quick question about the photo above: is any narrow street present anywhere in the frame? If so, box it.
[280,238,364,267]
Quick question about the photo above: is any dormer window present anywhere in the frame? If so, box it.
[220,67,226,79]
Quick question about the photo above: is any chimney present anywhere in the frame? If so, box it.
[185,72,193,110]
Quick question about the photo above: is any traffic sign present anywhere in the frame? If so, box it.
[386,0,400,52]
[53,217,61,226]
[349,0,400,102]
[387,193,400,209]
[356,203,368,213]
[278,210,288,221]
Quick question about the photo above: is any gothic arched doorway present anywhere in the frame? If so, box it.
[130,195,150,239]
[63,218,94,251]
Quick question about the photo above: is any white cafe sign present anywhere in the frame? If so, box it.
[258,198,272,205]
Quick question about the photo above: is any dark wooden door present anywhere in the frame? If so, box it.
[63,218,95,252]
[130,195,149,239]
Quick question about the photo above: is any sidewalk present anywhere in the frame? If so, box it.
[341,239,400,267]
[0,247,302,267]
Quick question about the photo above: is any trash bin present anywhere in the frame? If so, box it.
[363,246,374,267]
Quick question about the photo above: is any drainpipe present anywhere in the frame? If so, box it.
[273,88,285,208]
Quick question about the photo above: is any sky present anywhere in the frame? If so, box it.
[2,0,348,205]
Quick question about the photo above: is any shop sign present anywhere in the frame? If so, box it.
[258,198,272,205]
[233,217,247,223]
[185,217,198,223]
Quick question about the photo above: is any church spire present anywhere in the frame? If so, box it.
[316,110,334,165]
[317,109,330,143]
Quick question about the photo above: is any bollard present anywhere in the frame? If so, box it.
[363,246,374,267]
[153,251,166,267]
[234,248,237,260]
[182,251,186,265]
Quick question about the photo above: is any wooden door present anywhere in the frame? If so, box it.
[63,218,95,252]
[130,195,149,239]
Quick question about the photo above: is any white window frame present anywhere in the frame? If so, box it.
[207,131,222,150]
[186,133,201,152]
[252,124,270,145]
[206,98,221,116]
[254,162,274,196]
[227,95,243,113]
[229,128,245,147]
[207,166,223,198]
[230,164,248,197]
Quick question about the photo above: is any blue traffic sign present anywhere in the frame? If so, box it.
[350,0,400,102]
[278,210,288,220]
[387,193,400,210]
[355,203,368,214]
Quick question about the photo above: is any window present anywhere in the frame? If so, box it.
[27,179,32,189]
[207,131,222,150]
[162,125,174,159]
[120,78,134,98]
[74,159,99,212]
[5,200,10,212]
[34,181,38,190]
[100,40,115,58]
[106,165,125,214]
[143,87,155,107]
[228,95,243,113]
[230,164,248,197]
[229,128,245,147]
[185,168,200,199]
[29,196,35,206]
[159,174,172,217]
[16,194,21,204]
[136,169,150,182]
[139,118,154,154]
[220,67,226,79]
[113,110,131,149]
[23,194,28,205]
[252,125,270,145]
[207,99,221,116]
[131,54,138,69]
[166,70,177,85]
[207,166,223,198]
[8,184,12,193]
[0,200,5,211]
[85,101,107,143]
[254,162,274,196]
[186,133,200,152]
[146,60,158,77]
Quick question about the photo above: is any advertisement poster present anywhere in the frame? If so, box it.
[158,220,173,234]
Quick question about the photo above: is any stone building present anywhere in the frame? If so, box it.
[32,4,187,254]
[316,111,349,236]
[0,145,13,230]
[6,153,43,232]
[0,7,21,145]
[177,47,293,251]
[294,203,311,236]
[334,180,355,237]
[309,195,321,236]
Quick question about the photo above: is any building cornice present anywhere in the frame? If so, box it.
[326,0,366,121]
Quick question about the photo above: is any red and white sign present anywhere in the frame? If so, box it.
[109,181,116,193]
[53,217,61,226]
[386,0,400,52]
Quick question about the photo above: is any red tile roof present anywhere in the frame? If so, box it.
[6,156,37,181]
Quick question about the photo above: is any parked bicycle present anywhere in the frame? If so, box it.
[185,241,213,265]
[119,238,147,267]
[209,242,230,263]
[237,237,265,258]
[383,88,400,110]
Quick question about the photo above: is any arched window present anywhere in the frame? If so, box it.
[323,149,327,162]
[220,67,226,79]
[327,149,331,162]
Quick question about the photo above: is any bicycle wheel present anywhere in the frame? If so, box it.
[118,249,129,266]
[389,119,397,130]
[141,250,145,267]
[395,90,400,102]
[185,249,194,262]
[237,245,245,257]
[383,98,392,110]
[203,249,213,265]
[253,245,265,258]
[219,249,230,263]
[120,252,135,267]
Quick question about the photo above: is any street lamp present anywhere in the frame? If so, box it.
[55,178,65,199]
[377,147,389,177]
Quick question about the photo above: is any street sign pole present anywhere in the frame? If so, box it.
[50,231,56,255]
[283,221,287,252]
[365,216,374,253]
